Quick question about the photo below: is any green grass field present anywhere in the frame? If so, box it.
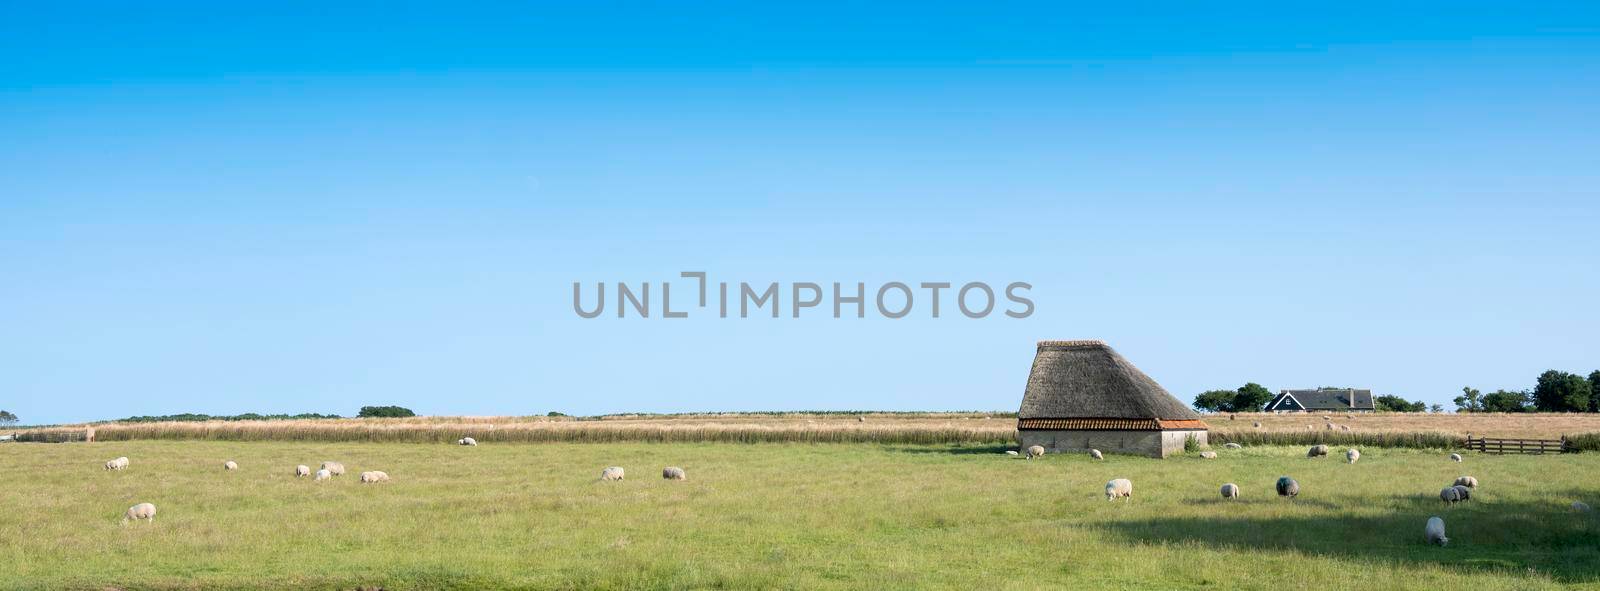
[3,441,1597,590]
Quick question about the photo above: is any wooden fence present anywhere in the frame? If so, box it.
[1463,435,1575,454]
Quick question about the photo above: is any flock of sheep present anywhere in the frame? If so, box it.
[111,436,688,524]
[1017,442,1593,547]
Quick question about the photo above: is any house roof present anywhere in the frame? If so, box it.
[1271,388,1375,410]
[1018,340,1203,422]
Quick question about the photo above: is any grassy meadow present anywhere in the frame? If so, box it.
[3,440,1599,590]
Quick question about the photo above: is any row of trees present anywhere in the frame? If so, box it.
[1194,385,1435,413]
[1191,383,1275,413]
[1455,370,1600,413]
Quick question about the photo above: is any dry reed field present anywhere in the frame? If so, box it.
[20,412,1600,449]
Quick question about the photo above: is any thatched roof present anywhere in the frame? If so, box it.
[1018,340,1202,422]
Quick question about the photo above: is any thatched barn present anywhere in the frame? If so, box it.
[1017,340,1208,458]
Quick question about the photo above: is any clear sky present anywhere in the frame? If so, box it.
[3,3,1598,424]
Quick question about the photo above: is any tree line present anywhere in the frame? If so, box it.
[1192,384,1434,413]
[1455,370,1600,413]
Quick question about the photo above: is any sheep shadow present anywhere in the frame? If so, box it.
[1093,498,1600,582]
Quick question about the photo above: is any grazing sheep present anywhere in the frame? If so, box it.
[1573,501,1592,512]
[1346,414,1354,420]
[1199,451,1217,459]
[1449,453,1462,463]
[600,466,625,481]
[1224,442,1242,450]
[1453,485,1472,502]
[1440,486,1463,504]
[1426,516,1448,546]
[359,470,390,483]
[295,465,310,478]
[1341,425,1351,431]
[122,502,156,524]
[1321,415,1331,421]
[1025,445,1045,460]
[1004,450,1018,456]
[1346,449,1360,464]
[1306,425,1314,431]
[321,461,345,476]
[1089,449,1103,460]
[1307,444,1329,458]
[858,416,866,422]
[104,457,129,471]
[1221,483,1240,499]
[314,469,331,482]
[223,460,238,471]
[1454,476,1478,489]
[457,437,477,446]
[663,467,687,480]
[1105,478,1133,501]
[1276,476,1299,498]
[1229,414,1236,421]
[1252,421,1262,428]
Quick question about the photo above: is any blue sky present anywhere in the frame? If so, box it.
[3,3,1598,424]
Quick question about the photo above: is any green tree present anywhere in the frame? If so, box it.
[1192,390,1236,413]
[1590,371,1600,412]
[1533,370,1592,412]
[357,405,416,418]
[1232,383,1274,413]
[1482,389,1531,413]
[0,410,16,426]
[1453,387,1483,412]
[1375,395,1426,412]
[1429,403,1444,413]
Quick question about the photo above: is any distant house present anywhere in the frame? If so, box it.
[1264,388,1375,413]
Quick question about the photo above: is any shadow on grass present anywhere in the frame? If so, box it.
[885,444,1014,455]
[1094,498,1600,582]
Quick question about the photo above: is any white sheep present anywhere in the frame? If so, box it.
[122,502,156,525]
[663,467,687,480]
[1454,476,1478,489]
[1341,425,1351,431]
[223,460,238,471]
[1307,444,1329,458]
[458,437,477,446]
[314,469,331,482]
[1426,516,1448,546]
[1089,449,1103,460]
[1223,443,1242,450]
[1004,450,1019,456]
[295,465,310,478]
[1199,451,1217,459]
[600,466,625,481]
[1449,453,1462,463]
[359,470,390,483]
[1220,483,1240,499]
[321,461,346,476]
[1105,478,1133,501]
[104,457,129,471]
[1346,449,1360,464]
[1025,445,1045,460]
